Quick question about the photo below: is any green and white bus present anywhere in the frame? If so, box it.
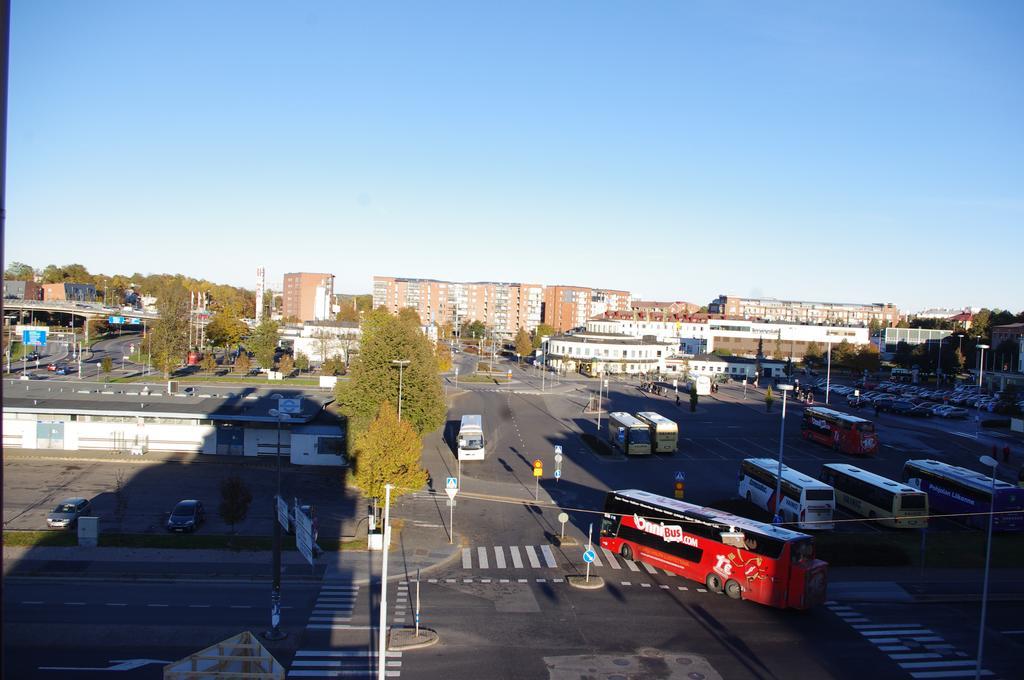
[819,464,928,529]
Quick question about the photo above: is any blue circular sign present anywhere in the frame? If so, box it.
[583,549,596,563]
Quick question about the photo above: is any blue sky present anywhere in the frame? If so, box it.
[7,1,1023,311]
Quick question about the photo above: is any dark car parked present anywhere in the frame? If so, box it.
[889,400,916,415]
[907,404,934,418]
[166,499,205,532]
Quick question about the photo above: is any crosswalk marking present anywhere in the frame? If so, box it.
[494,546,507,568]
[477,546,489,569]
[625,559,640,572]
[509,546,524,568]
[539,545,557,568]
[641,562,658,574]
[588,547,603,567]
[524,545,542,568]
[462,548,471,568]
[601,547,621,569]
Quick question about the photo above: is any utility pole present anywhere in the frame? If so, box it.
[377,484,393,680]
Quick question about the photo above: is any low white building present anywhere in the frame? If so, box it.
[545,331,676,375]
[280,321,360,366]
[586,316,869,359]
[666,354,788,380]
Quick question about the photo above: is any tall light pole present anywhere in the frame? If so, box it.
[825,340,833,405]
[596,378,608,432]
[977,344,989,393]
[975,454,998,680]
[264,407,288,641]
[773,384,795,525]
[377,483,393,680]
[391,359,409,421]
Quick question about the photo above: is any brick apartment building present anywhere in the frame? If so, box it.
[282,272,335,322]
[542,285,631,332]
[41,282,97,302]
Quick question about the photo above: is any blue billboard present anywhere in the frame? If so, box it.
[22,329,48,346]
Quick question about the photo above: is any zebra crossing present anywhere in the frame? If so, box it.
[288,582,405,678]
[459,544,681,577]
[825,601,997,679]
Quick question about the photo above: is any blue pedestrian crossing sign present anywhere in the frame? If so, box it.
[583,549,596,564]
[445,477,459,500]
[675,471,685,482]
[554,469,562,479]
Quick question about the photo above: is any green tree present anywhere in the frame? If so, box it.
[234,352,251,374]
[205,309,248,351]
[689,389,698,412]
[149,286,190,378]
[278,354,295,376]
[4,261,35,281]
[804,341,822,366]
[969,309,992,339]
[435,343,452,373]
[337,305,360,323]
[514,328,532,364]
[337,308,446,437]
[101,356,113,374]
[352,401,427,502]
[868,319,883,337]
[765,385,774,412]
[831,340,854,367]
[200,352,217,373]
[531,324,557,350]
[218,474,253,533]
[322,356,346,376]
[295,352,310,372]
[461,320,486,344]
[248,318,280,369]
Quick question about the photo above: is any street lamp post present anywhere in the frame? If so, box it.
[977,344,989,394]
[391,359,410,421]
[975,455,998,680]
[773,384,795,525]
[825,340,833,405]
[264,407,288,641]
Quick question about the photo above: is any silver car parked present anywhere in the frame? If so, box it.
[46,497,92,529]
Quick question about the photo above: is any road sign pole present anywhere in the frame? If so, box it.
[449,496,454,545]
[586,523,593,583]
[534,475,539,501]
[415,569,421,638]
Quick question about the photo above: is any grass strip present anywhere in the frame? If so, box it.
[4,530,369,552]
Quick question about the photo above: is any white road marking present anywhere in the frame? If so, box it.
[878,646,910,652]
[641,562,658,574]
[477,546,489,569]
[293,650,402,657]
[462,548,472,568]
[494,546,507,569]
[861,629,932,637]
[900,659,979,669]
[890,654,942,660]
[621,581,632,586]
[509,545,524,569]
[854,623,923,629]
[625,559,640,572]
[601,547,620,569]
[908,672,992,679]
[540,545,557,568]
[525,545,542,568]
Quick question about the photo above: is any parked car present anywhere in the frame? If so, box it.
[889,400,916,415]
[942,406,970,419]
[873,398,896,412]
[907,404,934,417]
[166,499,205,532]
[46,497,92,529]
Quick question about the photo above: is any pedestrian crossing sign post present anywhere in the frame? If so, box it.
[446,477,459,546]
[674,471,685,499]
[445,477,459,500]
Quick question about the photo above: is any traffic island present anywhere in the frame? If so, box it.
[388,627,439,651]
[552,535,580,547]
[567,574,605,590]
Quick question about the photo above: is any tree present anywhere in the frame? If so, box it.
[234,353,251,374]
[101,356,113,374]
[337,308,446,437]
[531,324,557,350]
[804,341,822,366]
[205,309,248,351]
[435,343,452,373]
[352,402,427,502]
[953,347,966,374]
[278,354,295,376]
[460,320,486,344]
[868,319,883,337]
[295,352,310,372]
[311,329,343,368]
[969,309,992,339]
[689,389,698,412]
[514,328,532,364]
[4,261,35,281]
[765,385,774,411]
[218,474,253,533]
[322,356,346,376]
[149,285,190,378]
[248,318,280,369]
[894,341,914,369]
[200,352,217,373]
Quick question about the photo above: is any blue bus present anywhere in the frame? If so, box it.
[902,459,1023,532]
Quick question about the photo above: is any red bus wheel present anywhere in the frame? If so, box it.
[620,544,633,561]
[725,579,742,600]
[705,573,724,594]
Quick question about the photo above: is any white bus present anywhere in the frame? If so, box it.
[634,411,679,454]
[738,458,835,530]
[819,464,927,529]
[457,414,485,461]
[607,412,652,455]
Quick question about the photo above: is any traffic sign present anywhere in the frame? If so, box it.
[278,397,302,414]
[554,453,563,464]
[674,470,685,482]
[554,469,562,479]
[554,445,562,455]
[129,344,135,352]
[276,496,290,531]
[532,459,543,477]
[583,549,596,564]
[445,477,459,500]
[21,328,47,346]
[108,316,125,324]
[557,512,569,524]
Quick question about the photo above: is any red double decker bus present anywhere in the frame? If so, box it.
[599,489,828,610]
[800,406,878,455]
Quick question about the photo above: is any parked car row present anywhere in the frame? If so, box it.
[847,390,970,418]
[45,496,205,533]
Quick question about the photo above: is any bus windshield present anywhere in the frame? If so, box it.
[630,428,651,445]
[854,422,875,433]
[899,494,926,510]
[459,435,483,450]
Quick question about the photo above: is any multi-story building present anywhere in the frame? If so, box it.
[542,285,631,332]
[41,282,97,302]
[3,280,42,300]
[372,276,543,337]
[629,300,701,317]
[708,295,900,328]
[282,272,335,322]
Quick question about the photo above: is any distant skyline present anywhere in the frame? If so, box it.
[6,2,1023,312]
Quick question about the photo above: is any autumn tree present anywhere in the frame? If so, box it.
[531,323,556,350]
[352,402,427,502]
[278,354,295,376]
[4,262,35,281]
[337,308,445,438]
[248,318,280,369]
[295,352,310,372]
[218,474,253,533]
[234,353,251,374]
[514,328,532,364]
[206,308,248,352]
[149,285,190,378]
[200,352,217,373]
